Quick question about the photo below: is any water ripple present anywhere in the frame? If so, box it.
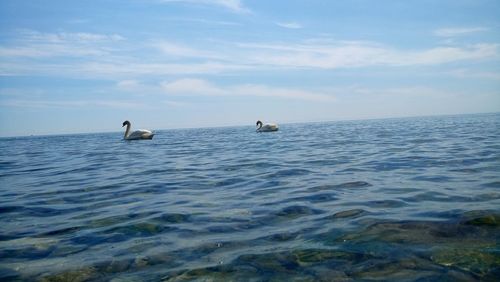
[1,113,499,280]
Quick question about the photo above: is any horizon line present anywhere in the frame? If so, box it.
[1,111,498,139]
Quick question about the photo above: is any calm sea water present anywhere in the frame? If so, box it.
[1,114,499,281]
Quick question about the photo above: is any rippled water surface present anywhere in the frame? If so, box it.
[1,114,500,281]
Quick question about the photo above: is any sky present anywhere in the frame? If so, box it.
[0,0,499,137]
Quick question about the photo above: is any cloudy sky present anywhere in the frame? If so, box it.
[1,0,499,136]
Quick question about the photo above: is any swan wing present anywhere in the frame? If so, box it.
[261,124,279,132]
[127,129,154,140]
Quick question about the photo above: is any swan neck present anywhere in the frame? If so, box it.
[124,123,131,139]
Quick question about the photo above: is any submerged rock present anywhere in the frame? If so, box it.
[349,257,455,281]
[464,215,500,227]
[266,232,298,242]
[331,211,500,279]
[163,266,242,282]
[330,209,367,219]
[293,249,367,266]
[106,222,168,237]
[103,258,133,274]
[154,213,191,224]
[275,205,322,219]
[431,248,500,276]
[40,266,100,282]
[236,252,300,273]
[308,181,372,192]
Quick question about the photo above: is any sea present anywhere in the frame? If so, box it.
[1,113,499,281]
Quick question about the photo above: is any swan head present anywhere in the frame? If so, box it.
[256,120,263,127]
[122,120,130,127]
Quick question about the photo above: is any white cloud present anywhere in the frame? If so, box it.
[160,0,250,13]
[161,78,335,101]
[67,18,91,25]
[403,44,498,65]
[78,61,251,77]
[446,69,500,80]
[175,18,240,26]
[434,27,488,37]
[0,99,144,109]
[116,80,142,91]
[18,29,124,43]
[153,41,222,59]
[162,100,189,107]
[240,41,500,68]
[351,86,449,98]
[0,45,105,58]
[243,41,388,68]
[276,22,303,29]
[0,60,252,78]
[0,30,124,58]
[162,78,224,95]
[1,29,499,79]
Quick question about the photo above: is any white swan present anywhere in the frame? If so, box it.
[256,120,279,132]
[122,120,154,140]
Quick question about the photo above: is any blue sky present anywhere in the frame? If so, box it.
[0,0,499,137]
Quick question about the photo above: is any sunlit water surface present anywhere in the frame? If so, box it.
[1,114,499,281]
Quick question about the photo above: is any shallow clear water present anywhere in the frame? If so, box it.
[1,114,499,281]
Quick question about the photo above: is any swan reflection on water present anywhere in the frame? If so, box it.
[122,120,154,140]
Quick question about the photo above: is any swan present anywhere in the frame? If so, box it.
[256,120,279,132]
[122,120,154,140]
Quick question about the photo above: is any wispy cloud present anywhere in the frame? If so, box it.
[162,100,189,107]
[116,80,143,91]
[404,44,498,65]
[172,17,240,26]
[0,45,104,58]
[446,68,500,80]
[67,18,91,25]
[350,86,450,98]
[152,41,222,59]
[276,22,303,29]
[434,27,488,37]
[16,29,124,43]
[240,41,500,68]
[79,61,251,77]
[161,78,335,101]
[160,0,250,13]
[0,29,124,58]
[1,29,499,79]
[162,78,223,95]
[0,99,144,109]
[0,60,252,78]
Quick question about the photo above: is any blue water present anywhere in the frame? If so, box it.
[1,113,499,281]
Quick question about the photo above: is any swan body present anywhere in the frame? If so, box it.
[256,120,279,132]
[122,120,154,140]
